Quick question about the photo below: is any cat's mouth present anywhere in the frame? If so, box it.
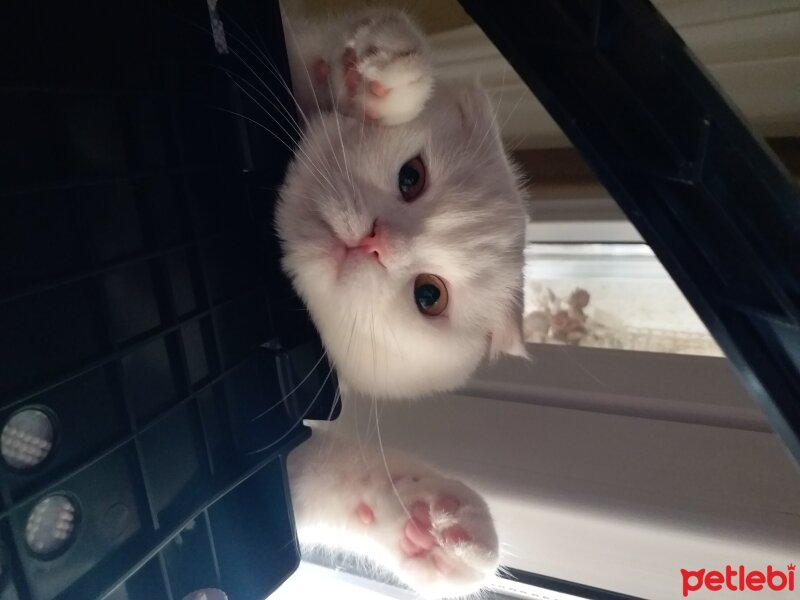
[331,239,386,282]
[322,219,388,278]
[343,224,386,268]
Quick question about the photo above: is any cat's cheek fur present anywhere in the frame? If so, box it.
[450,86,529,361]
[488,286,529,360]
[300,284,489,399]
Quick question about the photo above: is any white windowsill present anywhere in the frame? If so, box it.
[324,346,800,599]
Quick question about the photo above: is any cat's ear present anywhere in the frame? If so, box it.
[455,84,496,133]
[488,305,529,361]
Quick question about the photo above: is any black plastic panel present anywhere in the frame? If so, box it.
[460,0,800,465]
[0,1,337,598]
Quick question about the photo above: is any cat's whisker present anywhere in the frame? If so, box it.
[483,65,509,142]
[457,69,506,175]
[315,78,350,189]
[558,345,608,388]
[351,386,369,463]
[282,15,351,184]
[210,32,306,135]
[264,186,351,216]
[220,9,313,128]
[178,16,317,172]
[335,94,358,199]
[221,73,304,152]
[314,411,339,465]
[445,109,485,196]
[498,546,520,560]
[245,362,335,457]
[487,63,508,142]
[369,300,377,384]
[216,65,305,140]
[506,133,527,153]
[221,74,340,195]
[369,394,379,447]
[374,396,413,522]
[358,78,367,155]
[452,84,516,196]
[497,86,528,143]
[466,94,504,172]
[327,81,359,206]
[208,104,336,195]
[454,68,513,192]
[208,105,295,153]
[326,380,341,423]
[339,312,374,458]
[381,316,390,385]
[248,349,329,424]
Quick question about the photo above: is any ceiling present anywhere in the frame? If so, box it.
[428,0,800,149]
[296,0,472,33]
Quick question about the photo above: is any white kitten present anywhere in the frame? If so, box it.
[276,7,526,598]
[279,9,527,401]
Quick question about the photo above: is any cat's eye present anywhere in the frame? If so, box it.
[414,274,448,316]
[398,156,426,201]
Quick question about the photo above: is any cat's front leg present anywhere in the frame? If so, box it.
[334,9,434,125]
[288,431,499,599]
[286,9,434,125]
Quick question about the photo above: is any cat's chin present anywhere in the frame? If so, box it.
[332,248,386,281]
[327,339,484,401]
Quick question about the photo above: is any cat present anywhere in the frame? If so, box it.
[275,6,527,598]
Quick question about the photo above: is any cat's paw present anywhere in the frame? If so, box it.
[363,473,499,598]
[334,10,434,125]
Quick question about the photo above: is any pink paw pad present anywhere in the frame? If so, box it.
[436,495,461,514]
[341,48,391,99]
[312,59,329,85]
[355,502,375,525]
[342,48,361,94]
[399,496,467,572]
[442,524,472,544]
[368,80,389,97]
[403,502,435,551]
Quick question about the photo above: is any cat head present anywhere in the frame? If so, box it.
[276,86,527,399]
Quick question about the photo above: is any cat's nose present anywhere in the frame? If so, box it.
[349,220,386,265]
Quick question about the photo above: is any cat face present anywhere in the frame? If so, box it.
[276,87,527,399]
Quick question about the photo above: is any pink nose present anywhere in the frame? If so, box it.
[349,221,386,264]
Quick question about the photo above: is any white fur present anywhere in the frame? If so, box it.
[277,8,525,598]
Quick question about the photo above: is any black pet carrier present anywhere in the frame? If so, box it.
[1,1,336,598]
[1,0,798,599]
